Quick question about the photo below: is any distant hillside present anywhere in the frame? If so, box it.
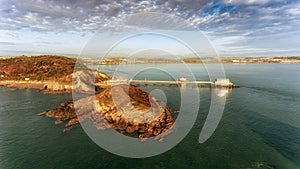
[0,55,84,81]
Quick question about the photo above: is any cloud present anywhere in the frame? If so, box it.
[286,8,300,15]
[0,41,19,46]
[0,0,299,56]
[222,0,284,5]
[0,0,221,33]
[4,31,20,40]
[0,0,298,33]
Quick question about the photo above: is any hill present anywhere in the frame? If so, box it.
[0,55,110,93]
[0,55,81,81]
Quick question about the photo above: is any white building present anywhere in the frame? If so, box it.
[232,59,240,63]
[178,77,187,81]
[214,78,232,86]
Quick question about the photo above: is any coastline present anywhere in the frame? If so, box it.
[0,80,72,94]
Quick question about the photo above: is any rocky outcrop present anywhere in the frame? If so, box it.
[39,102,77,125]
[72,70,110,94]
[39,84,175,141]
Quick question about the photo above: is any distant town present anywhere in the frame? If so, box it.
[81,56,300,65]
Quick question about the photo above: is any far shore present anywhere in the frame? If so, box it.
[1,55,300,65]
[78,56,300,65]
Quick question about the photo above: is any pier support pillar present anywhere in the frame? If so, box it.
[181,83,187,90]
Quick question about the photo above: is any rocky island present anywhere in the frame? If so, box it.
[40,84,174,140]
[0,55,175,141]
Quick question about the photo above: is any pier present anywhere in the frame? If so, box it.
[95,78,239,89]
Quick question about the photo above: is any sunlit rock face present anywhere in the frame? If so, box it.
[72,70,111,94]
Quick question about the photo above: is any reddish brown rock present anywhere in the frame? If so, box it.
[65,118,79,127]
[38,111,47,116]
[55,119,62,125]
[126,125,136,134]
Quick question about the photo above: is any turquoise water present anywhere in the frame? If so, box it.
[0,64,299,168]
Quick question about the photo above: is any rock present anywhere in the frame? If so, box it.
[55,119,62,124]
[65,118,79,127]
[153,128,162,136]
[117,119,127,131]
[37,111,47,116]
[126,125,136,134]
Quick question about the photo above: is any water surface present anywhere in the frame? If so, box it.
[0,64,299,168]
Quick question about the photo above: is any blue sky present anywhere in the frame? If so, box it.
[0,0,299,57]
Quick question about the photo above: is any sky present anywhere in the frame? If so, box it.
[0,0,299,57]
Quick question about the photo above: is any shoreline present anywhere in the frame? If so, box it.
[0,80,72,94]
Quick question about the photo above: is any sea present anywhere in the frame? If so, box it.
[0,64,299,169]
